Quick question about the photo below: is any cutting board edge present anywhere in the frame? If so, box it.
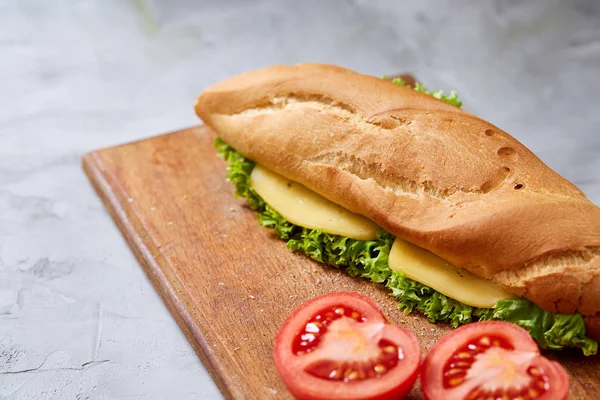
[81,148,239,399]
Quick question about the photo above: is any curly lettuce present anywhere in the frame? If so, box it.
[387,273,596,355]
[213,82,597,355]
[386,272,485,328]
[384,75,463,108]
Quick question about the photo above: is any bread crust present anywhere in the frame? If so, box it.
[195,63,600,319]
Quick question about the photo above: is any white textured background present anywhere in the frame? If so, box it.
[1,0,599,399]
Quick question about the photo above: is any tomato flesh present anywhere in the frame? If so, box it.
[291,304,401,382]
[443,334,514,388]
[443,333,551,399]
[274,292,421,400]
[292,305,367,355]
[304,331,400,382]
[421,321,569,400]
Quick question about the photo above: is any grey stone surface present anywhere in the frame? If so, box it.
[1,0,598,399]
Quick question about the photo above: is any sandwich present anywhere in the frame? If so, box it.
[195,63,600,355]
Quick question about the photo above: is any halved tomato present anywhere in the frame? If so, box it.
[421,321,569,400]
[274,292,421,400]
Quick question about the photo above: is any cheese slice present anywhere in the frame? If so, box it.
[250,165,378,240]
[389,238,517,308]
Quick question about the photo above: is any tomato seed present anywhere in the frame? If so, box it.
[374,364,386,374]
[466,390,480,400]
[479,336,491,346]
[445,368,465,376]
[450,361,471,368]
[383,345,396,354]
[345,370,359,381]
[448,376,464,386]
[305,323,320,333]
[536,380,547,389]
[301,333,316,342]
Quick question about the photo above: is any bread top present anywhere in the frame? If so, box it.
[195,63,600,318]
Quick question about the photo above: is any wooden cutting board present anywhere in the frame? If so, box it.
[82,125,599,399]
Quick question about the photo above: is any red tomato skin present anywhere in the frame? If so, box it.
[420,321,570,400]
[274,292,421,400]
[541,361,569,400]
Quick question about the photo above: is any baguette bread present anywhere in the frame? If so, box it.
[195,63,600,330]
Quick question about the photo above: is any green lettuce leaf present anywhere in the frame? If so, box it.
[480,299,597,356]
[288,228,394,284]
[385,273,597,355]
[214,111,597,355]
[386,272,479,328]
[386,76,463,108]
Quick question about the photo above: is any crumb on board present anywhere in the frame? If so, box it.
[249,295,256,299]
[233,347,241,352]
[218,282,225,286]
[268,388,278,395]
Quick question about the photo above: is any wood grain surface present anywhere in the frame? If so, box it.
[82,126,599,399]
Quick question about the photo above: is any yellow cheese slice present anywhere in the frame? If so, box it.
[250,165,378,240]
[389,238,517,308]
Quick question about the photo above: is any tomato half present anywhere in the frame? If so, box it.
[274,292,421,400]
[421,321,569,400]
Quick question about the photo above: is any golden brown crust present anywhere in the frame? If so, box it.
[195,63,600,316]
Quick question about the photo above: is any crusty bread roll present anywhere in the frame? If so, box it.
[195,63,600,323]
